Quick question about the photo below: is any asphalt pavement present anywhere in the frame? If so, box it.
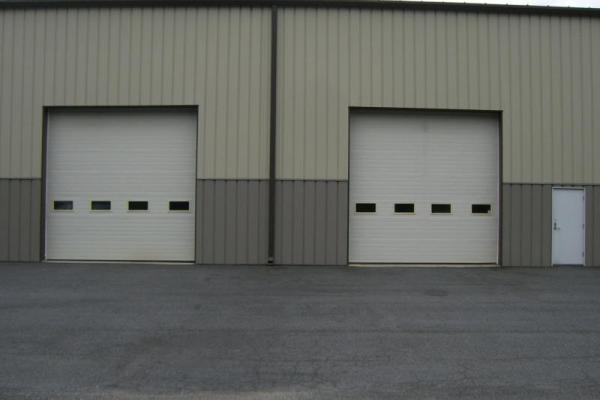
[1,263,600,399]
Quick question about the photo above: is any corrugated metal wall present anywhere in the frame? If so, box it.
[196,180,269,264]
[585,186,600,266]
[2,4,600,266]
[277,8,600,183]
[274,180,348,265]
[502,184,552,266]
[0,179,41,261]
[0,7,271,179]
[502,184,600,266]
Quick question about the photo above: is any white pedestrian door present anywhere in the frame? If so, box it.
[552,188,585,266]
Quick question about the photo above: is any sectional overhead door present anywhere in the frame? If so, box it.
[45,108,197,262]
[349,111,499,264]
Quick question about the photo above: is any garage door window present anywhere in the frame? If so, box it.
[431,204,451,214]
[128,201,149,211]
[472,204,492,214]
[169,201,190,212]
[394,203,415,214]
[356,203,376,213]
[91,201,111,211]
[53,200,73,211]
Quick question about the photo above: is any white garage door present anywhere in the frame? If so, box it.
[45,109,197,262]
[349,111,499,264]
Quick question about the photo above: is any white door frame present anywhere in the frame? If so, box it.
[551,186,586,266]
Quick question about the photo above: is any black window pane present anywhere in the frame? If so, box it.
[91,201,111,211]
[394,203,414,213]
[169,201,190,211]
[431,203,451,214]
[128,201,148,211]
[472,204,492,214]
[356,203,376,213]
[54,200,73,210]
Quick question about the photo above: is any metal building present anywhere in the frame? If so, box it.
[0,0,599,266]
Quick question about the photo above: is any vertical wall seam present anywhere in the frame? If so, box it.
[335,181,340,263]
[590,17,596,184]
[529,15,534,183]
[224,9,231,175]
[172,8,177,103]
[579,21,585,183]
[569,19,575,183]
[233,180,238,263]
[21,11,28,177]
[587,186,591,264]
[160,8,166,103]
[0,13,3,175]
[1,181,8,260]
[127,8,132,103]
[592,186,595,264]
[200,9,207,177]
[245,178,249,262]
[592,186,595,265]
[114,9,120,104]
[464,14,474,104]
[8,12,15,177]
[0,13,5,175]
[235,8,242,177]
[262,8,268,179]
[326,9,332,177]
[445,11,450,107]
[530,183,534,264]
[539,184,544,266]
[558,18,564,182]
[592,186,600,266]
[506,15,512,182]
[539,16,544,183]
[211,9,218,177]
[139,8,146,103]
[312,180,317,264]
[267,5,277,263]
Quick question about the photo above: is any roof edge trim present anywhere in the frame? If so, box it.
[0,0,599,16]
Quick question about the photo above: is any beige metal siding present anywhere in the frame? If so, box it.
[277,8,600,182]
[0,7,271,179]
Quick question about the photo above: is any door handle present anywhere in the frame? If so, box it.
[553,221,560,231]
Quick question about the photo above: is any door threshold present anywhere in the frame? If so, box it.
[44,259,195,265]
[349,263,500,268]
[552,264,585,267]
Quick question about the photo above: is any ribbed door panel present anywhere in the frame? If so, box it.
[45,109,196,261]
[349,111,499,263]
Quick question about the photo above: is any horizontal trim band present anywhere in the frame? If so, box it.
[3,179,600,187]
